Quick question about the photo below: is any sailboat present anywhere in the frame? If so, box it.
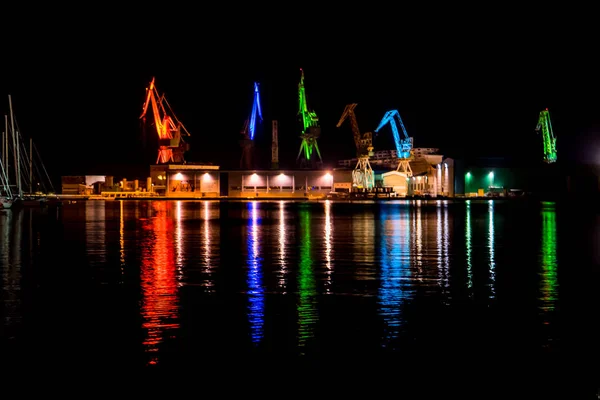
[1,155,14,209]
[0,198,13,209]
[19,136,57,206]
[0,195,13,209]
[1,110,15,209]
[2,94,57,208]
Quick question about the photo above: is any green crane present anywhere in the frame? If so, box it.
[296,68,322,168]
[535,108,557,164]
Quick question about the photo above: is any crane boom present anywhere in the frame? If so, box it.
[336,103,374,190]
[374,109,413,175]
[374,109,412,159]
[240,82,263,169]
[249,82,263,140]
[140,77,190,164]
[336,103,373,158]
[535,108,557,164]
[296,68,322,168]
[336,104,360,147]
[298,69,319,132]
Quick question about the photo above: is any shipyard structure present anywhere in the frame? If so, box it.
[60,74,599,199]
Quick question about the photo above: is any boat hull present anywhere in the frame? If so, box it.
[1,197,14,209]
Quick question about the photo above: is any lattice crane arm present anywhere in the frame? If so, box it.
[160,95,191,137]
[375,110,401,156]
[248,82,263,140]
[337,103,373,158]
[298,68,319,132]
[535,108,557,163]
[139,77,191,164]
[140,77,171,141]
[336,103,361,149]
[139,77,155,120]
[139,77,191,140]
[374,109,412,159]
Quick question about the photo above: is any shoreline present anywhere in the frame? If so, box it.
[56,193,594,203]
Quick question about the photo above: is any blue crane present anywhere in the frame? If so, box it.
[374,109,413,175]
[248,82,263,141]
[239,82,263,169]
[374,109,413,159]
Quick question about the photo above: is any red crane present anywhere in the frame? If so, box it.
[140,77,190,164]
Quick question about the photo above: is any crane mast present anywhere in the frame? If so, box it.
[296,68,322,168]
[140,77,190,164]
[535,108,557,164]
[240,82,263,169]
[374,109,413,176]
[271,120,279,169]
[336,103,374,190]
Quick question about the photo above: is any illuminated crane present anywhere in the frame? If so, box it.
[336,103,374,190]
[297,68,322,169]
[140,77,191,164]
[374,109,413,176]
[240,82,263,169]
[535,108,557,164]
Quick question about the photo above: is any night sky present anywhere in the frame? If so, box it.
[1,6,598,184]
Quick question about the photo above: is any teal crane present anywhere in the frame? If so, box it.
[374,109,413,175]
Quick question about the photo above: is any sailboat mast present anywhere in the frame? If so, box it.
[8,95,21,197]
[30,138,33,194]
[2,115,6,168]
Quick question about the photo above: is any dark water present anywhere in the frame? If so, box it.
[0,199,598,384]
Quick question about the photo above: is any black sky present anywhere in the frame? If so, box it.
[1,6,598,183]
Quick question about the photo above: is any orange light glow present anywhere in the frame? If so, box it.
[140,201,180,366]
[139,77,186,164]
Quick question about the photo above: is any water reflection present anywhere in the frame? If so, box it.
[410,201,441,289]
[436,201,450,294]
[139,201,180,366]
[323,200,333,292]
[119,201,125,270]
[86,201,106,265]
[352,209,376,279]
[488,200,496,298]
[276,201,288,289]
[465,200,473,293]
[0,210,22,338]
[175,201,184,279]
[539,202,558,312]
[297,207,317,353]
[202,201,215,290]
[1,199,581,365]
[190,200,220,290]
[411,201,424,279]
[378,205,412,347]
[245,201,264,344]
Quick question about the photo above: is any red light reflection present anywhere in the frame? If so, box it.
[140,201,180,365]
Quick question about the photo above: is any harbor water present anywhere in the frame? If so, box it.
[0,199,597,387]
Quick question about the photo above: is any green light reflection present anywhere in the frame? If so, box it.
[539,202,558,312]
[297,208,317,353]
[488,200,496,299]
